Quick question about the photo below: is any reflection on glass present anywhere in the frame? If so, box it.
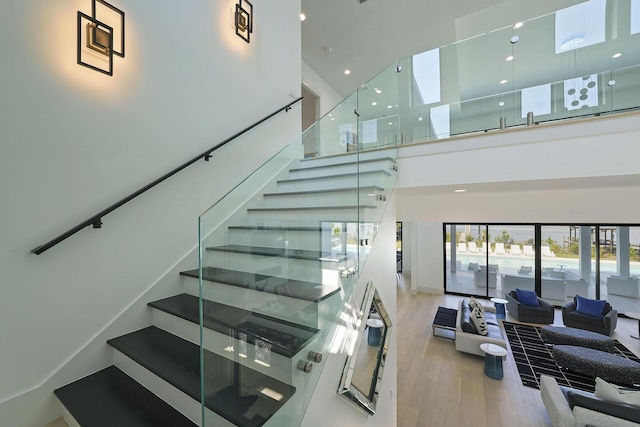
[338,282,391,415]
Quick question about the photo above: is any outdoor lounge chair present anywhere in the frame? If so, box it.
[523,245,535,257]
[457,242,467,253]
[542,246,556,257]
[481,242,491,254]
[467,241,479,254]
[518,266,533,275]
[494,242,506,255]
[510,245,522,256]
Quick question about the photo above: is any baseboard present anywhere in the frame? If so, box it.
[417,285,444,295]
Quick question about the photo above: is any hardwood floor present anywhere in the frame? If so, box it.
[396,274,640,427]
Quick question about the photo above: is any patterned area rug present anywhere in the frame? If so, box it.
[503,321,640,393]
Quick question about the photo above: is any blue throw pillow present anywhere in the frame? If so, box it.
[516,288,539,306]
[575,295,606,317]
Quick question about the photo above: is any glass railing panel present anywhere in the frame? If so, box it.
[356,62,400,150]
[610,65,640,113]
[305,92,358,158]
[197,100,400,426]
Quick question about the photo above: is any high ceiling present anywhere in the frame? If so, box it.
[301,0,592,97]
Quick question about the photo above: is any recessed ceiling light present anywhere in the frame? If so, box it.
[331,117,335,120]
[454,189,467,193]
[371,102,377,106]
[505,55,514,62]
[388,122,393,125]
[300,13,306,21]
[612,52,622,58]
[418,116,423,121]
[500,79,508,84]
[513,22,524,29]
[387,105,392,109]
[344,69,351,75]
[498,101,505,107]
[375,88,382,94]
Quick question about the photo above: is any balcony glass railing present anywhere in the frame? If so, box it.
[306,1,640,153]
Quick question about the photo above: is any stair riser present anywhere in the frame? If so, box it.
[262,191,385,209]
[227,228,328,249]
[247,208,382,223]
[152,310,294,384]
[288,161,395,179]
[182,279,320,329]
[277,173,390,192]
[203,253,351,283]
[299,150,396,169]
[112,351,205,426]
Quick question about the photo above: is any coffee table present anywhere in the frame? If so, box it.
[626,312,640,340]
[480,343,508,380]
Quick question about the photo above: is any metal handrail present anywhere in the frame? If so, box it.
[31,97,302,255]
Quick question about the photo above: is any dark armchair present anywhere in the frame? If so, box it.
[562,297,618,336]
[505,290,555,324]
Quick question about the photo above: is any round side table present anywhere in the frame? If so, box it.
[367,318,384,346]
[625,312,640,340]
[480,343,508,380]
[490,297,508,320]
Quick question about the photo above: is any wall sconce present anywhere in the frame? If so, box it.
[235,0,253,43]
[77,0,125,76]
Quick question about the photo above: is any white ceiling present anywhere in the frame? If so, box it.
[302,0,594,97]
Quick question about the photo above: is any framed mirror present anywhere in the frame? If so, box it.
[337,281,392,414]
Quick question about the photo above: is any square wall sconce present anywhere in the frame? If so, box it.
[235,0,253,43]
[77,0,125,76]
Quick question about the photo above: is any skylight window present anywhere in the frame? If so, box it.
[412,48,441,105]
[555,0,606,54]
[632,0,640,35]
[521,84,551,118]
[430,104,450,139]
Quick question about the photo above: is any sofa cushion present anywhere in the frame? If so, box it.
[460,303,476,334]
[468,296,484,315]
[516,288,539,306]
[484,311,499,326]
[566,311,605,329]
[575,295,607,317]
[566,390,640,424]
[595,377,640,406]
[485,324,502,340]
[471,306,488,336]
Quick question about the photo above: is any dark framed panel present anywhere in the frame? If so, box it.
[92,0,125,58]
[77,11,114,76]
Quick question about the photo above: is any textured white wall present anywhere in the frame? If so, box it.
[0,0,301,422]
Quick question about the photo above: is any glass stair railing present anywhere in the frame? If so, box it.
[195,114,399,425]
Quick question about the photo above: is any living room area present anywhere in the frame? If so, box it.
[396,274,640,426]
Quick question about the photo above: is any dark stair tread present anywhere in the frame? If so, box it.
[180,267,340,302]
[148,294,319,358]
[295,157,396,170]
[107,326,295,427]
[277,169,391,184]
[205,244,349,262]
[54,366,197,427]
[247,205,377,212]
[262,185,384,197]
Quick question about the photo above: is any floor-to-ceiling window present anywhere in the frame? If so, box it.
[444,223,640,313]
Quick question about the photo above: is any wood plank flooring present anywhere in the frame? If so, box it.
[396,274,640,427]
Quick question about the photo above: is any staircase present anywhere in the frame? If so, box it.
[53,148,397,427]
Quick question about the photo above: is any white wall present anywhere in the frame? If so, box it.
[0,0,301,424]
[302,60,343,117]
[395,113,640,294]
[302,195,397,427]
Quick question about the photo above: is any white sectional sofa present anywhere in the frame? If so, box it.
[607,276,640,298]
